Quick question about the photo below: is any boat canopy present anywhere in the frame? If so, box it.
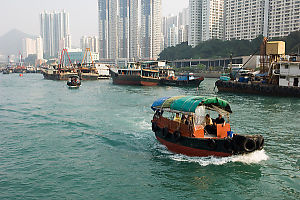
[151,96,232,113]
[151,97,170,111]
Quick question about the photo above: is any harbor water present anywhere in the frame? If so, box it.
[0,74,299,199]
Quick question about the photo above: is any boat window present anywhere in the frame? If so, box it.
[194,106,205,125]
[285,65,289,69]
[162,111,174,120]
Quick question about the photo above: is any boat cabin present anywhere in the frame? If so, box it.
[277,60,300,87]
[151,96,232,139]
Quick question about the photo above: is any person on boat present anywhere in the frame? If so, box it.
[173,113,181,122]
[204,114,214,134]
[186,115,193,126]
[154,110,162,119]
[181,115,187,124]
[214,114,225,126]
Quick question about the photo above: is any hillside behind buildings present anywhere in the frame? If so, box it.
[159,31,300,61]
[0,29,35,56]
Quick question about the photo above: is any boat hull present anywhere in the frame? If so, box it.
[160,77,204,87]
[42,71,78,80]
[155,130,232,157]
[110,70,159,86]
[153,126,264,157]
[156,135,231,157]
[80,73,99,80]
[215,80,300,97]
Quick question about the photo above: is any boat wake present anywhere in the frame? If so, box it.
[168,149,268,166]
[136,119,151,131]
[152,142,269,166]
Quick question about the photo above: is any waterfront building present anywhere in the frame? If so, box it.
[64,48,99,64]
[98,0,162,61]
[22,36,44,60]
[188,0,224,47]
[36,36,44,60]
[40,10,70,58]
[22,38,36,58]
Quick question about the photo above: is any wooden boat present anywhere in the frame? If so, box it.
[42,67,78,80]
[151,96,264,157]
[110,62,160,86]
[67,75,81,88]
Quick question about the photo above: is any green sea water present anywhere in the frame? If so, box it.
[0,73,299,199]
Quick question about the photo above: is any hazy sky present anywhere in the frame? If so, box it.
[0,0,188,46]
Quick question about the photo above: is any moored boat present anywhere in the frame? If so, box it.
[160,73,204,87]
[110,62,161,86]
[151,96,264,157]
[215,40,300,97]
[42,67,78,80]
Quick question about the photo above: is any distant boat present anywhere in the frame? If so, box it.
[95,63,110,79]
[110,61,163,86]
[67,75,81,88]
[160,73,204,87]
[110,61,204,87]
[219,73,231,81]
[2,69,10,74]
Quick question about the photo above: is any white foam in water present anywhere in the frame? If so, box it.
[137,119,151,130]
[166,149,269,166]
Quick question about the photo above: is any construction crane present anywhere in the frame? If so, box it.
[259,37,268,73]
[81,48,94,67]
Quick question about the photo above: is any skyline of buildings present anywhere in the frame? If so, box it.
[3,0,300,63]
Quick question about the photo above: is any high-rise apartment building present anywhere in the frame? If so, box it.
[40,10,70,58]
[267,0,300,38]
[224,0,300,40]
[168,25,178,47]
[22,36,44,60]
[224,0,265,40]
[98,0,162,61]
[162,15,177,48]
[162,8,189,49]
[80,36,99,53]
[189,0,224,47]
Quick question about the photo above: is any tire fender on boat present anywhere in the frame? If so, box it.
[162,127,169,138]
[224,138,233,152]
[152,122,158,132]
[173,131,181,142]
[208,139,217,150]
[257,136,264,150]
[243,138,256,152]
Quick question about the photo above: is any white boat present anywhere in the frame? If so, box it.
[95,64,110,79]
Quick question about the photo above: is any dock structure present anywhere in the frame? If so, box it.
[169,56,260,69]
